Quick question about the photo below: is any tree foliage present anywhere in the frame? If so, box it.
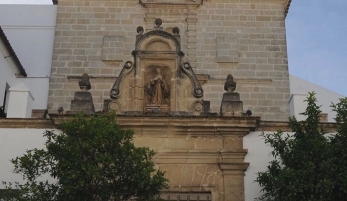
[2,113,168,201]
[256,92,347,201]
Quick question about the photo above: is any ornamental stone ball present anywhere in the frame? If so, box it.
[224,74,236,93]
[137,26,144,34]
[79,73,91,91]
[155,18,162,27]
[173,27,180,35]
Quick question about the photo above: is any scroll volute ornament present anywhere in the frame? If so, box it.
[182,62,204,98]
[110,61,133,99]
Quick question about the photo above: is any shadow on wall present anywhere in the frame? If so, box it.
[0,106,6,118]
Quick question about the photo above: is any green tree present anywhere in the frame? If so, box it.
[329,97,347,200]
[2,113,168,201]
[256,92,347,201]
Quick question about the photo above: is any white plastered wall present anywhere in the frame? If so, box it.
[289,75,345,122]
[0,129,59,188]
[0,4,57,110]
[244,131,294,201]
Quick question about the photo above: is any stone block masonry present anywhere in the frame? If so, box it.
[49,0,290,121]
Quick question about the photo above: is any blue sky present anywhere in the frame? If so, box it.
[1,0,346,96]
[286,0,347,96]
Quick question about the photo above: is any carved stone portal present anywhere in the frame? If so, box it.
[107,20,204,115]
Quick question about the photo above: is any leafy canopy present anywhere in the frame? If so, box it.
[2,113,168,201]
[256,92,347,201]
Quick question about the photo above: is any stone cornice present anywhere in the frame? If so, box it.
[0,118,54,129]
[219,163,250,174]
[139,0,203,9]
[257,121,338,133]
[50,114,260,136]
[1,115,338,134]
[155,149,247,164]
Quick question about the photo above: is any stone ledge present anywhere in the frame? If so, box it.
[50,114,260,136]
[257,121,338,133]
[155,149,247,164]
[67,75,117,81]
[0,118,54,129]
[196,74,209,85]
[139,0,203,9]
[219,162,250,174]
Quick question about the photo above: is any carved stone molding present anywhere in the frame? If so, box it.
[67,75,117,81]
[139,0,203,9]
[0,118,54,129]
[155,149,248,164]
[110,61,133,99]
[196,74,209,85]
[219,163,250,174]
[49,114,260,135]
[257,121,338,133]
[182,62,203,98]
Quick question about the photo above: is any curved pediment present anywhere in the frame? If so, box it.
[144,39,173,52]
[135,30,181,52]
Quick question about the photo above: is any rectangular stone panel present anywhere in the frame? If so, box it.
[102,35,124,61]
[216,36,239,63]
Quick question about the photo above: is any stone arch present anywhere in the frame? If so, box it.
[145,40,172,51]
[135,30,181,52]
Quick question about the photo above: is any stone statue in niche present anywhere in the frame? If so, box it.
[144,67,170,115]
[147,67,169,105]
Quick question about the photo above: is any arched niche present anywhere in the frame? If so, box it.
[136,30,181,52]
[108,29,204,115]
[132,30,183,114]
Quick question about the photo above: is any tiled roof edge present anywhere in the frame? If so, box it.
[0,26,27,77]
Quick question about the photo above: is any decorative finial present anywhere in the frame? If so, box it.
[224,74,236,93]
[173,27,180,35]
[79,73,91,91]
[155,18,162,28]
[58,107,64,114]
[137,26,144,34]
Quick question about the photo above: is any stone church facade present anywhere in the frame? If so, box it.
[49,0,291,121]
[48,1,292,200]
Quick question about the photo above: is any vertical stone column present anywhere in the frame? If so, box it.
[219,164,249,201]
[186,13,197,68]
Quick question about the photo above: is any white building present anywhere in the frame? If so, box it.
[0,4,57,116]
[289,74,345,122]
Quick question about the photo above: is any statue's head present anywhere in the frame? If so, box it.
[155,67,161,74]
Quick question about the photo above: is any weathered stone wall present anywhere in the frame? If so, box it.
[49,0,290,121]
[47,114,260,201]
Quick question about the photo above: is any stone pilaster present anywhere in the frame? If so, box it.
[219,163,249,201]
[186,13,197,68]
